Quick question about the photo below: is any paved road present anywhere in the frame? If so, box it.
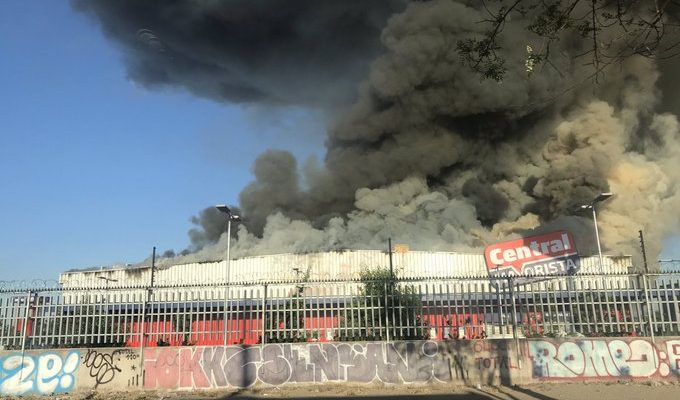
[184,382,678,400]
[223,383,680,400]
[6,382,679,400]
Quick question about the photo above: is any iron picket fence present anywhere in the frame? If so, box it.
[1,272,679,350]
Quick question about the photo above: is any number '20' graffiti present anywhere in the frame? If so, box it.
[0,351,80,395]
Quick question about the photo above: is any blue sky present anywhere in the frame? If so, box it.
[1,2,678,282]
[0,2,324,281]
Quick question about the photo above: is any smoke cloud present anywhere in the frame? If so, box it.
[74,0,407,107]
[78,1,680,269]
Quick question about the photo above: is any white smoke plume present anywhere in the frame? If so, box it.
[78,1,680,269]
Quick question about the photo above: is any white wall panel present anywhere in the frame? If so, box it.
[59,250,633,289]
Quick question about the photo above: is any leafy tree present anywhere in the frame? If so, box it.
[338,267,427,341]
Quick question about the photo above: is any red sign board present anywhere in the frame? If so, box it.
[484,230,579,278]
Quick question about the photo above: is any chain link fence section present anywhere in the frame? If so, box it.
[1,272,679,350]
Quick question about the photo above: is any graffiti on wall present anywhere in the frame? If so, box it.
[530,339,680,379]
[469,340,520,373]
[144,341,517,389]
[82,348,138,387]
[0,351,80,395]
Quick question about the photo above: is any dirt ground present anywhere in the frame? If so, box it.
[5,381,680,400]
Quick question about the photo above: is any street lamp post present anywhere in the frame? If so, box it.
[575,192,613,273]
[215,205,241,285]
[215,205,240,346]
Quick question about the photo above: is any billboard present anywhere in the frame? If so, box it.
[484,230,579,281]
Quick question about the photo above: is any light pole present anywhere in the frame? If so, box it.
[215,205,240,346]
[575,192,613,273]
[215,205,241,284]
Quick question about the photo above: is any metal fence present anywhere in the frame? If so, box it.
[1,272,679,350]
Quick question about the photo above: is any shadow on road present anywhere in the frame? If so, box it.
[216,386,559,400]
[496,385,558,400]
[226,393,497,400]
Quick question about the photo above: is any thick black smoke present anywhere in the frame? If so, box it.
[187,206,240,251]
[78,1,680,267]
[74,0,407,107]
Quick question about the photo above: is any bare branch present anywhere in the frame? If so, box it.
[455,0,680,82]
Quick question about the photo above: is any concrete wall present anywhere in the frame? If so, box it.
[1,337,679,396]
[0,348,141,396]
[529,337,680,379]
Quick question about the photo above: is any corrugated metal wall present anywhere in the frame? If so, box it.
[59,250,633,288]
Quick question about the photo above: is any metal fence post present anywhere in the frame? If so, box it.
[508,277,518,338]
[139,288,149,386]
[641,273,655,341]
[19,289,31,352]
[508,277,522,369]
[495,278,504,335]
[223,284,229,347]
[140,249,156,386]
[261,284,267,345]
[566,275,577,334]
[18,289,32,381]
[384,280,390,342]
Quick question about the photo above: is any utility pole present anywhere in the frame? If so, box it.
[639,230,649,273]
[140,246,156,385]
[150,246,156,288]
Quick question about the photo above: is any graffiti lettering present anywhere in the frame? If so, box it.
[113,348,138,360]
[530,339,680,379]
[143,340,515,389]
[0,351,79,396]
[82,349,122,385]
[475,356,518,370]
